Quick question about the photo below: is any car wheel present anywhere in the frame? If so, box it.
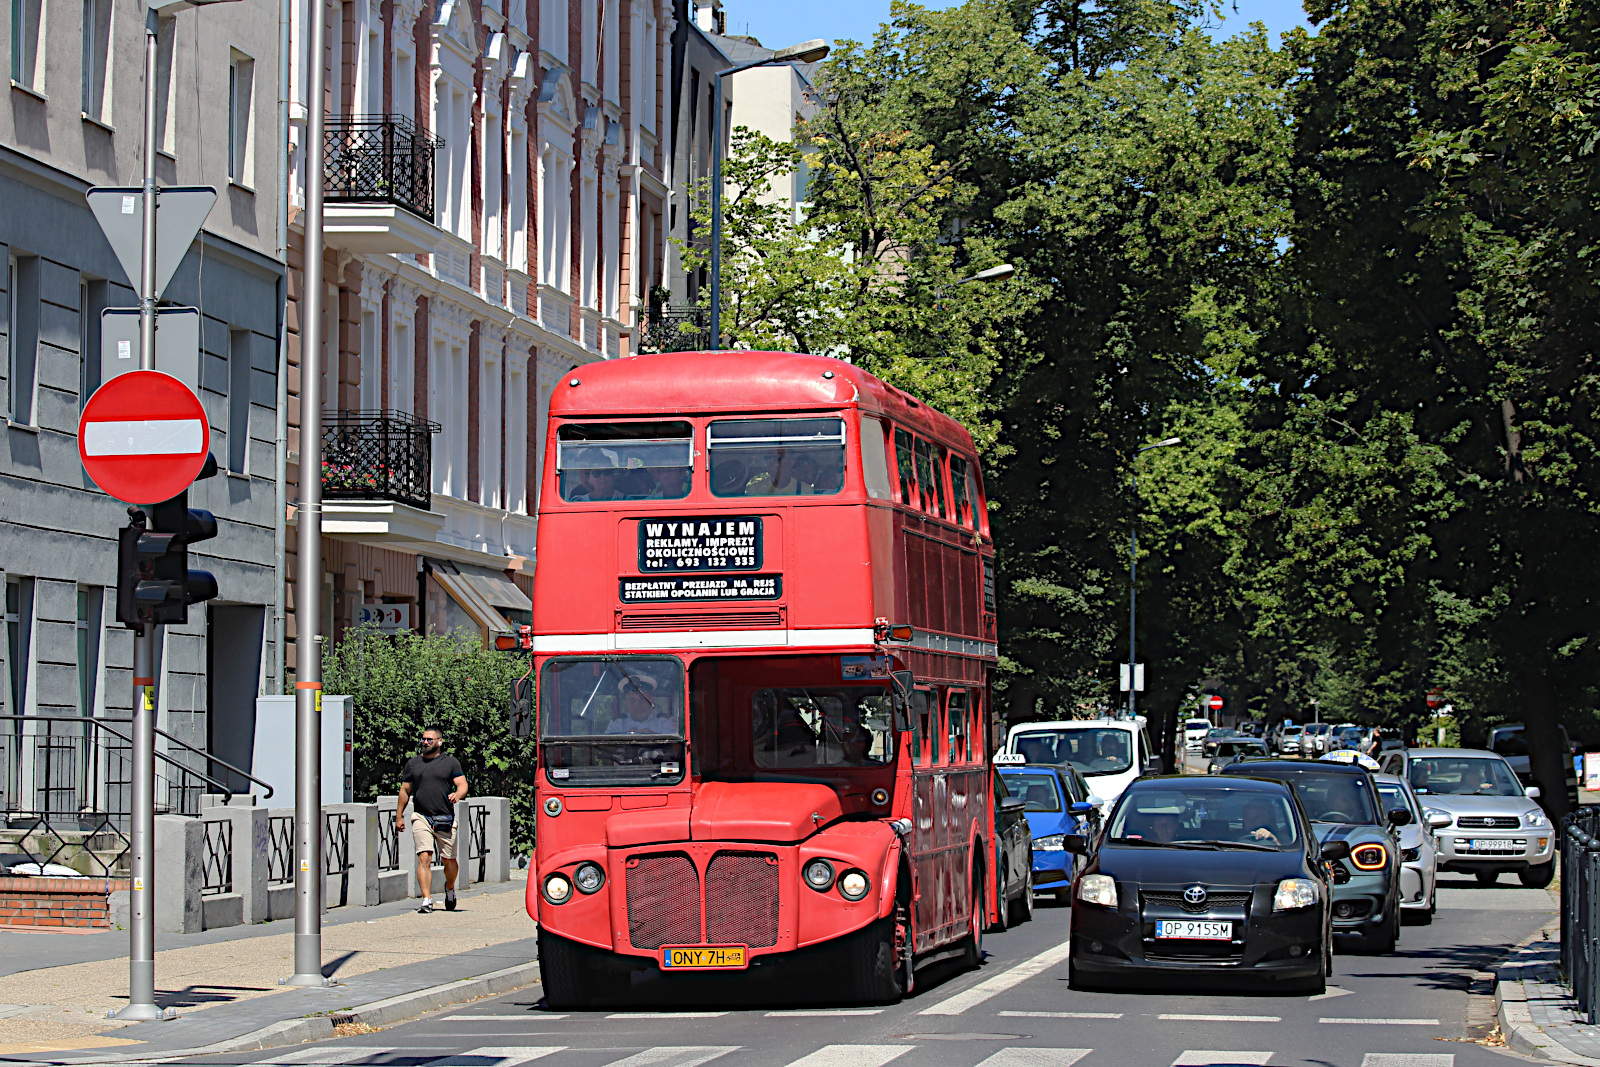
[1362,908,1399,955]
[1519,863,1555,889]
[992,861,1011,932]
[1012,876,1035,925]
[1475,869,1500,886]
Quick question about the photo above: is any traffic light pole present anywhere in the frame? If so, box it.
[112,7,169,1022]
[284,0,329,987]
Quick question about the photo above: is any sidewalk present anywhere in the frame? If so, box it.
[0,873,541,1063]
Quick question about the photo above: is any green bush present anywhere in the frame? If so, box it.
[322,626,537,854]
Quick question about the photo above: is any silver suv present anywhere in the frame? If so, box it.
[1378,747,1554,887]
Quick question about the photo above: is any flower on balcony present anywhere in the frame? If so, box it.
[322,460,395,493]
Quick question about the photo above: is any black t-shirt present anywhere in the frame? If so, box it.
[402,753,465,817]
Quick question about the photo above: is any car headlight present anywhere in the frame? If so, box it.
[1034,834,1066,850]
[1078,873,1117,908]
[803,858,835,892]
[1525,810,1549,828]
[573,861,605,895]
[1273,877,1319,911]
[1400,846,1420,863]
[838,869,871,901]
[542,873,573,904]
[1350,843,1388,871]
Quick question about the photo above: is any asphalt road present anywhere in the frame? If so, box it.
[188,871,1556,1067]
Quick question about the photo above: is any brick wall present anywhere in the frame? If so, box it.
[0,877,129,929]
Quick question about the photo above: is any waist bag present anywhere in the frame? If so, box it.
[426,812,455,832]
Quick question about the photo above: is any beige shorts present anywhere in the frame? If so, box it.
[410,812,457,859]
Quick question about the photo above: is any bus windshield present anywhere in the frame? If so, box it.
[752,686,895,768]
[539,656,686,786]
[709,418,846,497]
[557,421,693,502]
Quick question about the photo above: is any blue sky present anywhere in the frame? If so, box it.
[724,0,1313,54]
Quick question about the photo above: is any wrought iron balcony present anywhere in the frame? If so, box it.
[324,114,442,222]
[322,409,441,510]
[638,302,711,353]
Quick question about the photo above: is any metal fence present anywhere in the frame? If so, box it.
[322,409,441,510]
[324,114,442,221]
[266,812,354,907]
[267,814,294,886]
[465,804,490,883]
[201,819,233,895]
[377,807,400,872]
[636,303,710,353]
[1563,808,1600,1021]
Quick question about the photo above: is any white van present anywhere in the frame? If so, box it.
[1006,717,1160,807]
[1184,718,1212,752]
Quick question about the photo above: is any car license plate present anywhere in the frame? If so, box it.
[1154,920,1232,940]
[1464,838,1521,852]
[660,945,747,970]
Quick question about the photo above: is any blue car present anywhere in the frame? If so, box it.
[998,760,1099,902]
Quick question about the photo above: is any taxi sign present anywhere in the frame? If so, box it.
[993,752,1027,766]
[78,370,210,504]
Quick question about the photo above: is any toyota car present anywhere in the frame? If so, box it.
[1066,776,1343,994]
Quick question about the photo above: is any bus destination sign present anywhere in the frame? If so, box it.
[638,516,763,571]
[619,574,782,603]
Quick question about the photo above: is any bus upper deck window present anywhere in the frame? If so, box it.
[708,417,846,498]
[950,455,975,528]
[894,428,918,508]
[556,421,693,502]
[913,438,948,520]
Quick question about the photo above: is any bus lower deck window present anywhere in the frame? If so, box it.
[710,417,846,498]
[752,686,895,768]
[556,420,693,502]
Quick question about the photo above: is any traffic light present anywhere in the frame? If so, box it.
[115,491,219,628]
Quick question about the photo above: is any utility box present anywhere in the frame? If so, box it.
[252,695,353,808]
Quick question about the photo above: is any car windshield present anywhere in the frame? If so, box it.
[1409,757,1525,797]
[1186,720,1211,732]
[1003,772,1063,812]
[1207,728,1232,739]
[539,656,686,786]
[1107,786,1300,849]
[1231,765,1381,824]
[752,686,895,768]
[1013,728,1132,775]
[1281,726,1303,736]
[1217,741,1264,757]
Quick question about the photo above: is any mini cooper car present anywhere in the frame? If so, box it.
[1223,759,1406,954]
[1066,775,1343,994]
[998,759,1098,903]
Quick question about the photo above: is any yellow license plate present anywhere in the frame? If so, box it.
[660,945,748,970]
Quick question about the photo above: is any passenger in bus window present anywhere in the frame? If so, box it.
[895,429,918,507]
[645,463,691,499]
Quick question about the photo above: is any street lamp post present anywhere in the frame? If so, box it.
[708,39,829,350]
[1126,437,1182,721]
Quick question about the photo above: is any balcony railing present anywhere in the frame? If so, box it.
[325,114,443,222]
[637,302,710,353]
[322,409,441,510]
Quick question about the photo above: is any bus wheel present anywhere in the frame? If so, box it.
[845,917,905,1004]
[962,868,985,971]
[538,928,621,1009]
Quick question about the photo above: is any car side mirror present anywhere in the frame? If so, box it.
[1087,796,1107,809]
[1320,840,1351,862]
[1068,801,1095,815]
[1062,834,1089,855]
[1525,785,1542,799]
[1387,807,1413,827]
[1426,810,1452,829]
[998,796,1026,814]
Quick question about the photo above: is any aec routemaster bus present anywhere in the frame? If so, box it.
[510,350,1000,1007]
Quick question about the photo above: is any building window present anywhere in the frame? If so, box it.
[509,127,528,272]
[358,308,378,410]
[76,587,101,715]
[506,361,526,513]
[81,0,112,120]
[5,578,31,715]
[80,277,107,408]
[394,49,414,123]
[228,328,251,473]
[11,0,44,93]
[155,17,176,153]
[389,320,412,414]
[484,107,503,260]
[8,253,40,426]
[228,52,255,185]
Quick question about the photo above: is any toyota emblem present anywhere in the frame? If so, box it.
[1183,885,1208,905]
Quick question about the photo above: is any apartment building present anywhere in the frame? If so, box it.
[1,0,283,800]
[282,0,674,667]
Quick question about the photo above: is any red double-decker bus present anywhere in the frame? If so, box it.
[515,351,1000,1006]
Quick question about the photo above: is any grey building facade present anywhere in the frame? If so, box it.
[2,0,282,812]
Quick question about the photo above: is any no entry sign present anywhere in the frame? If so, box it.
[79,370,210,504]
[1207,694,1225,712]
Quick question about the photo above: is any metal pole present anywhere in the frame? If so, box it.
[284,0,328,987]
[1127,465,1137,722]
[112,12,169,1023]
[708,70,724,351]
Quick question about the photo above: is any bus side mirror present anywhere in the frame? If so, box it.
[509,676,532,739]
[890,670,915,701]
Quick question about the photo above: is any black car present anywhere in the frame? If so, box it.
[1222,759,1407,953]
[1066,775,1345,994]
[991,765,1034,929]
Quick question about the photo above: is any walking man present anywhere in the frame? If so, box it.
[396,726,468,914]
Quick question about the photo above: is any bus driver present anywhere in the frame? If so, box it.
[604,677,679,735]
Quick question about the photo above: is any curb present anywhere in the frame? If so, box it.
[1496,944,1600,1066]
[92,960,543,1063]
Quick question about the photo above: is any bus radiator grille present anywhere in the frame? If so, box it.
[705,851,780,948]
[626,852,702,949]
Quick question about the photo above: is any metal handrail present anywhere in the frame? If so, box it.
[0,715,275,803]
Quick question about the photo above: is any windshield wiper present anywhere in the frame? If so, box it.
[1108,838,1219,850]
[1193,840,1280,852]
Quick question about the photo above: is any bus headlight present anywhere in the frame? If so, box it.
[1273,878,1319,911]
[838,870,871,901]
[803,859,835,892]
[1078,874,1117,908]
[543,873,573,904]
[573,862,605,895]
